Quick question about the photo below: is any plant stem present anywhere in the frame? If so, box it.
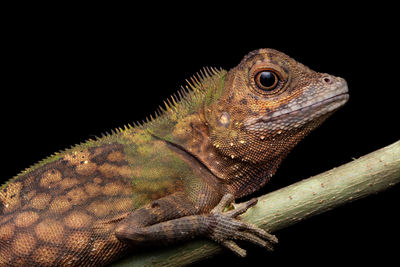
[112,140,400,267]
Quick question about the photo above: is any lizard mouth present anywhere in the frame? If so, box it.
[244,86,349,130]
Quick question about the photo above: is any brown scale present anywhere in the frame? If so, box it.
[0,143,135,266]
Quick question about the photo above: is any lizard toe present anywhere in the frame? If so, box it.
[207,195,278,255]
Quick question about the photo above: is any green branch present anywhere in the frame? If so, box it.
[112,140,400,267]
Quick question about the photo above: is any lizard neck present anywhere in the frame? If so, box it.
[142,71,274,198]
[145,80,335,199]
[139,68,322,198]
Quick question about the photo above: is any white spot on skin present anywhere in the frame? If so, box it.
[219,112,231,127]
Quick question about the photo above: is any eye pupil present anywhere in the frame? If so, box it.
[257,71,277,90]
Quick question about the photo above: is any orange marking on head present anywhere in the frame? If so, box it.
[0,223,15,241]
[107,151,125,162]
[0,182,22,213]
[40,169,62,188]
[12,232,36,256]
[65,231,90,251]
[49,196,72,214]
[33,246,59,265]
[14,211,39,227]
[35,219,64,245]
[64,211,92,228]
[30,193,51,210]
[66,188,88,205]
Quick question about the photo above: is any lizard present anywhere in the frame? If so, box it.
[0,48,349,266]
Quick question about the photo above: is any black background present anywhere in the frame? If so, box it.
[2,5,399,266]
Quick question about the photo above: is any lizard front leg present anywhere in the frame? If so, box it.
[115,193,277,257]
[207,193,278,256]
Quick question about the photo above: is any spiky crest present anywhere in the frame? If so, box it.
[127,66,225,130]
[1,66,226,189]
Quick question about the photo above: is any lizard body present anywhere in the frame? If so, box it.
[0,49,348,266]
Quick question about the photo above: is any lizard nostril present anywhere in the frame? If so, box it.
[322,77,332,84]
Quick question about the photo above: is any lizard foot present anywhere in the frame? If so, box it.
[207,193,278,257]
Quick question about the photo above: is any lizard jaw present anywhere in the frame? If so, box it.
[243,83,349,132]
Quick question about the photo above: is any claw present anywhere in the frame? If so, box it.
[239,221,278,245]
[236,231,275,251]
[228,198,258,218]
[222,240,247,257]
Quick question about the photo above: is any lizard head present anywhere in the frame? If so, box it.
[206,48,349,166]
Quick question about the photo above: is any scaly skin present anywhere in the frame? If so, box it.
[0,49,348,266]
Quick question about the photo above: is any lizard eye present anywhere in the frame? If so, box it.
[255,70,280,91]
